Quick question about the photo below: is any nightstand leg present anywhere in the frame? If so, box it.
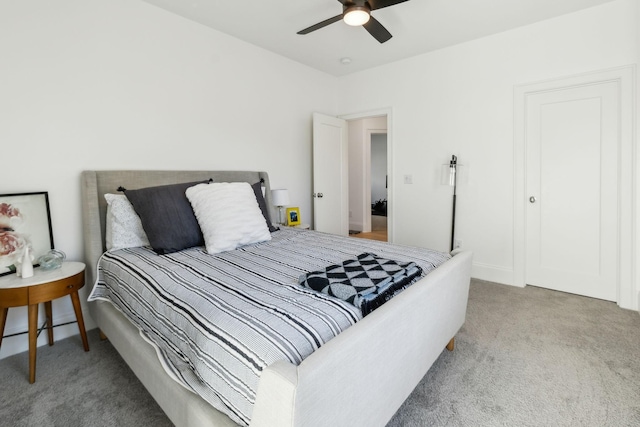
[44,301,54,346]
[70,291,89,352]
[28,303,38,384]
[0,307,8,347]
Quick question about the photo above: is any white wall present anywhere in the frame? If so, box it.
[347,116,387,232]
[0,0,338,359]
[337,0,638,298]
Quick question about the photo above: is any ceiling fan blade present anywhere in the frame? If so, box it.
[363,16,392,43]
[368,0,410,11]
[297,14,343,35]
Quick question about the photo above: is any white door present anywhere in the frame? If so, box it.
[313,112,348,235]
[525,81,618,301]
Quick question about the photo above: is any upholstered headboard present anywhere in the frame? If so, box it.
[80,170,274,286]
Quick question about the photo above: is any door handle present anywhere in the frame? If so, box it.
[529,196,536,203]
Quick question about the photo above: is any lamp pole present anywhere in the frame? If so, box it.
[449,155,457,252]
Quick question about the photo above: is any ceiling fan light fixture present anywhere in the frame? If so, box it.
[343,6,370,26]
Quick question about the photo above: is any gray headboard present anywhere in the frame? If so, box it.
[80,170,274,286]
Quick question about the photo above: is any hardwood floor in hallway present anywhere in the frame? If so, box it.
[350,215,387,242]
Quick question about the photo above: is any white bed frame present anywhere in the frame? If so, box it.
[81,170,472,427]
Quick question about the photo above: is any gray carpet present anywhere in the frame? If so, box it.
[0,329,171,427]
[1,279,639,426]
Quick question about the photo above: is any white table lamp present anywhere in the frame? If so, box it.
[271,189,290,226]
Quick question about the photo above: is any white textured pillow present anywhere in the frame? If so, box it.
[104,193,150,251]
[186,182,271,254]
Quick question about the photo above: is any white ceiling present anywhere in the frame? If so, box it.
[141,0,616,76]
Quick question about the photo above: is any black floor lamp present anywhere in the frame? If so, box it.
[446,155,458,252]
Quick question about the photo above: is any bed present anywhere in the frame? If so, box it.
[80,170,472,427]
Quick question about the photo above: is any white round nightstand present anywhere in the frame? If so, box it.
[0,261,89,383]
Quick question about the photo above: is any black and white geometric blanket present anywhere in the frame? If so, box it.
[298,252,423,316]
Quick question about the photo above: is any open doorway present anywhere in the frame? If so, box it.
[345,115,389,242]
[368,133,388,241]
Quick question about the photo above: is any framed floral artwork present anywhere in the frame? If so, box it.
[0,192,54,276]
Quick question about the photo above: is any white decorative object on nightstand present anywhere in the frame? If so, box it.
[20,247,34,278]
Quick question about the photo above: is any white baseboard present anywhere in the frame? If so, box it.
[471,262,517,287]
[472,264,640,313]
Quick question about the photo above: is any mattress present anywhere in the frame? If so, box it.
[88,228,450,425]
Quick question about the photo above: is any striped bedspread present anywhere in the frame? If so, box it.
[88,228,450,426]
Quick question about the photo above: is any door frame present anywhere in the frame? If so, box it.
[340,108,393,242]
[514,65,635,309]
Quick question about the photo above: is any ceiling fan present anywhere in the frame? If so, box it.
[297,0,410,44]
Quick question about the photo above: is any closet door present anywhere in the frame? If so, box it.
[525,81,618,301]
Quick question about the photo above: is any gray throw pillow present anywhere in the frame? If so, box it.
[124,181,207,254]
[251,181,278,232]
